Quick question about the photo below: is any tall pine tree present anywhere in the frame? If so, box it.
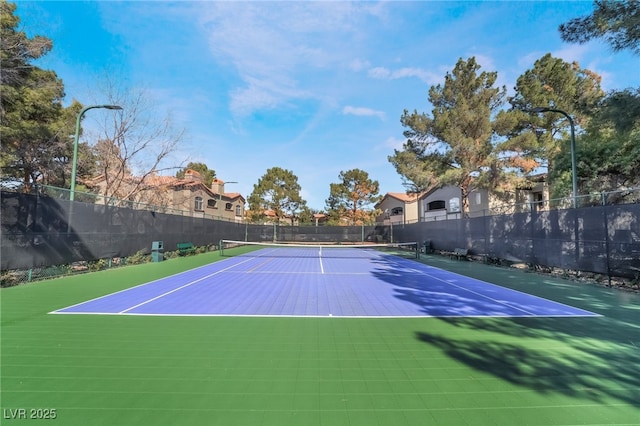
[389,57,506,216]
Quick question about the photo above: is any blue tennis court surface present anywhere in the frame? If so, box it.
[52,247,599,318]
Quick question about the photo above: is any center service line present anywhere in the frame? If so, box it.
[318,246,325,274]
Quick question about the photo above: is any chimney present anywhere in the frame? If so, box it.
[211,178,224,195]
[184,169,203,182]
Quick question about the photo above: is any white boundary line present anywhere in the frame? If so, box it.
[224,270,370,275]
[49,257,255,315]
[49,256,248,314]
[50,247,285,314]
[414,269,539,316]
[118,256,260,314]
[50,246,601,318]
[400,259,600,317]
[49,312,600,318]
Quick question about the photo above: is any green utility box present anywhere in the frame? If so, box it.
[151,241,164,262]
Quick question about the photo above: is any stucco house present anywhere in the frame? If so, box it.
[376,176,549,223]
[84,169,245,222]
[375,192,421,224]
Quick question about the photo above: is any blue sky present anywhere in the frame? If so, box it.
[15,1,639,210]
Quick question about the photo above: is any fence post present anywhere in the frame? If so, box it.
[602,192,612,286]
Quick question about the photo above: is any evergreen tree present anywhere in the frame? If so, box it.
[325,169,380,225]
[553,88,640,201]
[0,1,74,191]
[248,167,306,224]
[559,0,640,55]
[390,57,506,216]
[499,53,605,199]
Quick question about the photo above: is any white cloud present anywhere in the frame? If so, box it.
[195,2,384,117]
[552,44,591,65]
[472,54,497,72]
[517,51,544,69]
[342,106,385,120]
[349,58,371,72]
[368,66,440,84]
[382,136,405,151]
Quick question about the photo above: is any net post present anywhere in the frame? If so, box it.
[219,239,224,256]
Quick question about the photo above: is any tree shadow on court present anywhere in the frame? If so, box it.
[415,316,640,408]
[368,254,640,408]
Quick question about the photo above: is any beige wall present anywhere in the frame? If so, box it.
[376,197,419,224]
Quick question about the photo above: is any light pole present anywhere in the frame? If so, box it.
[70,105,122,201]
[531,107,577,208]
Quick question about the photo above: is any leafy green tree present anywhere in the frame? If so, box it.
[500,53,605,198]
[559,0,640,55]
[297,206,320,225]
[552,89,640,201]
[390,57,507,216]
[248,167,306,224]
[176,162,216,186]
[592,88,640,133]
[0,1,74,191]
[326,169,380,225]
[558,2,639,201]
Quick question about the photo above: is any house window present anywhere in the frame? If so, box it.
[449,197,460,212]
[225,202,232,210]
[475,193,482,205]
[235,205,241,216]
[207,199,216,208]
[194,196,203,211]
[391,207,403,216]
[533,192,543,210]
[427,200,445,211]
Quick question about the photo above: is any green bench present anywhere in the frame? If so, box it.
[449,248,469,260]
[176,242,196,256]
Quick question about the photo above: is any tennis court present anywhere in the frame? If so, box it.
[52,242,597,319]
[2,246,639,426]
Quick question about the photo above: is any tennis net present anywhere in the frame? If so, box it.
[219,240,420,259]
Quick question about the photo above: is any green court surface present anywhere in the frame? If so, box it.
[1,252,639,425]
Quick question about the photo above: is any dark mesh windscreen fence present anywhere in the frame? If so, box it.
[1,192,246,270]
[2,191,638,278]
[1,192,390,270]
[406,204,640,278]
